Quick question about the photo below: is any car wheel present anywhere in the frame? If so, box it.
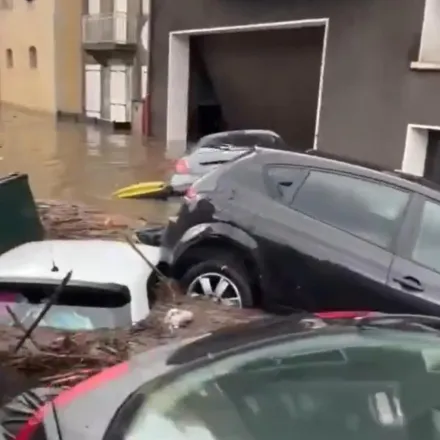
[180,253,254,308]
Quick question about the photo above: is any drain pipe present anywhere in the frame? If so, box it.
[141,0,153,137]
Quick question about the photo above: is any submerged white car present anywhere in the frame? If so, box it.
[0,240,160,331]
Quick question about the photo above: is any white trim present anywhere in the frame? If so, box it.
[171,19,327,36]
[418,0,440,63]
[410,61,440,71]
[142,0,150,16]
[402,123,440,176]
[166,18,329,151]
[313,20,329,150]
[418,0,430,61]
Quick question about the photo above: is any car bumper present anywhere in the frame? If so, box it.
[169,174,199,194]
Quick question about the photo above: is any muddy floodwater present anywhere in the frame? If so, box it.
[0,106,182,224]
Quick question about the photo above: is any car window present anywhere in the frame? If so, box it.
[291,171,409,248]
[266,166,305,203]
[0,285,131,330]
[412,200,440,272]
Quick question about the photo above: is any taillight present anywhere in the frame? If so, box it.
[315,311,372,320]
[184,186,198,201]
[175,158,189,174]
[15,362,128,440]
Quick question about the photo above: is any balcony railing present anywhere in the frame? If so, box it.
[82,12,137,46]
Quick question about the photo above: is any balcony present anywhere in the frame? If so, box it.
[82,13,138,51]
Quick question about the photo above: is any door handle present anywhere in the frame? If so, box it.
[393,276,424,292]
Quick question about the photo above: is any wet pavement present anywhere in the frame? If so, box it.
[0,105,181,224]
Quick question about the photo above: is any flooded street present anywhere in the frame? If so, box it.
[0,106,181,224]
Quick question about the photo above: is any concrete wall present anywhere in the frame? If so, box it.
[0,0,57,113]
[150,0,430,169]
[55,0,83,114]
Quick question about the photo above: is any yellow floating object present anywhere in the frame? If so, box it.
[112,181,170,199]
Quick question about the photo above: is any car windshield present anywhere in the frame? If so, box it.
[0,288,131,331]
[120,328,440,440]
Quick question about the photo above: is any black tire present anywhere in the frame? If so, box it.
[180,252,254,308]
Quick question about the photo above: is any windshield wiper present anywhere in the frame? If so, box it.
[355,314,440,333]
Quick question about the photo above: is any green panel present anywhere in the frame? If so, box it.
[0,173,44,255]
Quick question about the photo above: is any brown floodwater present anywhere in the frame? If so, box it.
[0,106,182,224]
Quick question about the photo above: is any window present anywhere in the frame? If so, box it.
[28,46,37,69]
[5,49,13,68]
[292,172,409,247]
[142,0,150,15]
[412,200,440,272]
[266,166,305,203]
[0,283,131,330]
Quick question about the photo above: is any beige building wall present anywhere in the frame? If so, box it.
[54,0,83,114]
[0,0,57,113]
[0,0,83,115]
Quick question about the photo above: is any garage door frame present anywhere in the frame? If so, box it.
[166,19,329,150]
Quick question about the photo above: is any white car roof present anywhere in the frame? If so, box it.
[0,240,160,288]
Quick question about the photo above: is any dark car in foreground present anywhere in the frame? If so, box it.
[8,312,440,440]
[160,148,440,315]
[169,129,286,194]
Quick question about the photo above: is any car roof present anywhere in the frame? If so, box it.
[247,148,440,200]
[0,240,160,290]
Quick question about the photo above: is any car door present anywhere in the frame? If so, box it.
[248,165,310,312]
[387,195,440,316]
[258,168,411,312]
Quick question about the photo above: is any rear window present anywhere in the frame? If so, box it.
[199,133,277,149]
[0,284,131,331]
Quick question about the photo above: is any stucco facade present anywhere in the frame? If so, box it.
[150,0,440,172]
[0,0,82,115]
[82,0,150,127]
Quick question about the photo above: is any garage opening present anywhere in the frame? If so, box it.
[187,38,226,142]
[167,19,328,151]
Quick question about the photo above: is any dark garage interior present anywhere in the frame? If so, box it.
[186,26,325,149]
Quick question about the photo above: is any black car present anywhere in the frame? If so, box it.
[160,147,440,315]
[8,312,440,440]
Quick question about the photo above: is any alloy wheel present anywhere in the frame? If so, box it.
[186,272,242,307]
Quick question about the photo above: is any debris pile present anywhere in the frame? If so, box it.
[0,199,267,405]
[0,294,266,396]
[37,200,144,240]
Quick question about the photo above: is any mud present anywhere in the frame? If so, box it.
[0,294,267,397]
[37,199,145,240]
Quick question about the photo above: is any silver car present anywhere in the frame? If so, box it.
[170,129,285,194]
